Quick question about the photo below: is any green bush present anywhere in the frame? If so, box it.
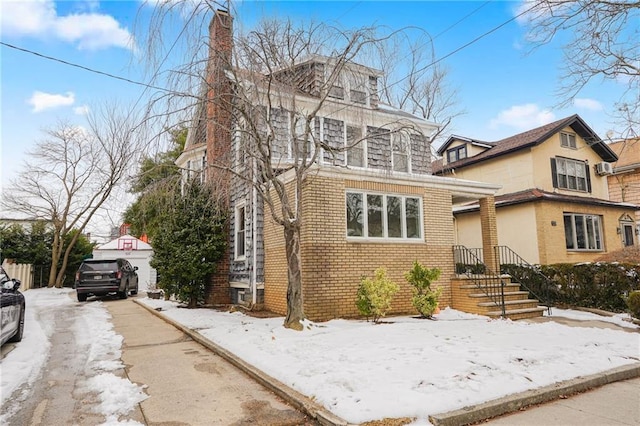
[627,291,640,319]
[356,268,399,323]
[405,261,442,318]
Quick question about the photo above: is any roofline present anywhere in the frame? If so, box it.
[436,135,493,155]
[436,115,618,174]
[453,189,640,214]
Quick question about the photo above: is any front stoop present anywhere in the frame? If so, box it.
[451,275,545,320]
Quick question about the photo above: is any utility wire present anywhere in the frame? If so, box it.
[1,2,532,99]
[0,41,171,93]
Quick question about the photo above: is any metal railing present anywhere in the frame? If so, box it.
[453,245,506,317]
[495,246,554,314]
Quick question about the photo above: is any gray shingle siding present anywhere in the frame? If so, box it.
[322,118,345,165]
[410,133,432,174]
[367,126,391,170]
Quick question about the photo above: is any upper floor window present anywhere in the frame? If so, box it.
[560,132,577,149]
[328,85,344,100]
[350,89,367,105]
[346,191,422,240]
[447,145,467,163]
[564,213,602,251]
[392,133,410,173]
[346,125,364,167]
[553,157,590,192]
[234,204,246,260]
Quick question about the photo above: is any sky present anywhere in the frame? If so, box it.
[0,0,631,237]
[2,287,638,425]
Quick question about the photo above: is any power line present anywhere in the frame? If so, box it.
[0,41,172,94]
[3,1,535,118]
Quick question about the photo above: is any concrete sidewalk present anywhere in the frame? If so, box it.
[105,297,318,425]
[483,377,640,425]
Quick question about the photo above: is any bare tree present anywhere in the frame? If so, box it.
[3,105,141,287]
[141,4,456,329]
[519,0,640,136]
[374,32,465,144]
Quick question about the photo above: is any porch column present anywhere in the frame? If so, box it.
[479,196,499,272]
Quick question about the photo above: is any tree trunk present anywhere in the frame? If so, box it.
[48,231,62,288]
[283,224,305,330]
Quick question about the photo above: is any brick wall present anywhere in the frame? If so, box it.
[534,201,635,264]
[263,174,457,321]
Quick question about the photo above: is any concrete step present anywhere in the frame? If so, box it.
[477,299,541,311]
[486,306,547,320]
[468,291,530,301]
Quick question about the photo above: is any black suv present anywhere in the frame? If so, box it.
[75,259,139,302]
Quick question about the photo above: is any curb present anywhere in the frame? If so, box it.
[428,363,640,426]
[133,299,352,426]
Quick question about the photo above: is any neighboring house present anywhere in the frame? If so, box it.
[433,115,639,264]
[92,235,157,291]
[177,10,511,321]
[608,138,640,246]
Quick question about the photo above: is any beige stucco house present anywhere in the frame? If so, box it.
[434,115,639,265]
[608,138,640,246]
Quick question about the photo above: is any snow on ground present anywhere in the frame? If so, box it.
[141,298,640,424]
[0,288,146,425]
[548,307,638,329]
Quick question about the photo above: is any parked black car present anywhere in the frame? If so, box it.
[75,259,139,302]
[1,266,25,346]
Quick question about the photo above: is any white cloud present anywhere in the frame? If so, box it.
[0,0,134,51]
[489,104,556,131]
[74,105,90,115]
[573,98,603,111]
[28,91,75,112]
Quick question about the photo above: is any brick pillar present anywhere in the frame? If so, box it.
[479,196,499,272]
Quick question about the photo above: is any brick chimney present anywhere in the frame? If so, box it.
[205,9,233,188]
[205,9,233,306]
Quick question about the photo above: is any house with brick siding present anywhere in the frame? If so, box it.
[433,115,639,265]
[607,138,640,246]
[177,10,511,321]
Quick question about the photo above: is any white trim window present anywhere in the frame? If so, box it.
[235,204,247,260]
[346,191,422,240]
[560,132,577,149]
[292,114,314,160]
[564,213,603,251]
[346,125,365,167]
[392,133,410,173]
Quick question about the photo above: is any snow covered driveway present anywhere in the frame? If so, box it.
[1,288,146,425]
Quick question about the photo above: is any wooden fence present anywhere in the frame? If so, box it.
[2,260,34,290]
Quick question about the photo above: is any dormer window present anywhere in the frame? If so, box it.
[446,145,467,163]
[328,85,344,100]
[350,89,367,105]
[560,132,577,149]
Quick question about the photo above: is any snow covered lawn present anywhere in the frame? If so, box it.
[140,298,640,424]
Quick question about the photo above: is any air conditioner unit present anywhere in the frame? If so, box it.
[595,161,613,175]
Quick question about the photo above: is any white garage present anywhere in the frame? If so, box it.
[93,235,156,291]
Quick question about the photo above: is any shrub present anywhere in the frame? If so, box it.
[405,261,442,318]
[356,268,399,323]
[627,291,640,319]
